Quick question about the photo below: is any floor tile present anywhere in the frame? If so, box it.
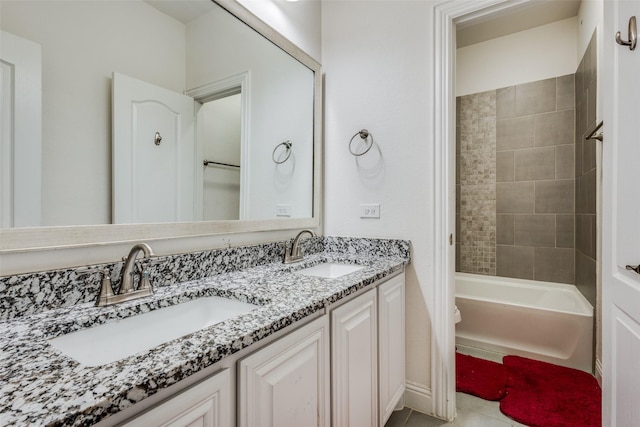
[453,410,512,427]
[386,407,412,427]
[405,410,450,426]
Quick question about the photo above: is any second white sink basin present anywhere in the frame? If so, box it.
[48,296,259,366]
[296,262,364,279]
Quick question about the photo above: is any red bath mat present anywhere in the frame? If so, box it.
[500,355,601,427]
[456,352,507,400]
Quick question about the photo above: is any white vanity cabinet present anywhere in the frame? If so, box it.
[331,272,406,427]
[378,273,406,425]
[238,315,331,427]
[116,273,404,427]
[121,368,232,427]
[331,287,379,427]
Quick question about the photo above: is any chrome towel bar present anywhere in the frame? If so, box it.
[203,160,240,168]
[585,121,604,142]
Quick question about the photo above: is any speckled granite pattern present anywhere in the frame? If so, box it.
[0,237,410,426]
[1,238,327,321]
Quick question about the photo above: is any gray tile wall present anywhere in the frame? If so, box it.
[575,32,598,306]
[495,75,576,284]
[456,75,577,284]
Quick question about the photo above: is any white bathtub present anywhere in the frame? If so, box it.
[455,272,594,372]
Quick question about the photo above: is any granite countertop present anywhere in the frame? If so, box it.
[0,250,409,426]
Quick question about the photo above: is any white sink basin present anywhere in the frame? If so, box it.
[296,262,364,279]
[48,296,258,366]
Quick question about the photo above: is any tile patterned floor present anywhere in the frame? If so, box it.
[385,393,529,427]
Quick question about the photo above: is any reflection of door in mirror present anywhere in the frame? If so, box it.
[112,72,196,224]
[0,30,42,227]
[200,93,242,221]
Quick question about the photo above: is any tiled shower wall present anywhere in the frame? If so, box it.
[575,33,598,306]
[456,75,576,284]
[456,92,496,275]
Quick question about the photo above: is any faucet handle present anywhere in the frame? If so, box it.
[77,267,115,306]
[138,269,154,293]
[282,241,290,264]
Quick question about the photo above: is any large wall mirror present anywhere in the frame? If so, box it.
[0,0,321,251]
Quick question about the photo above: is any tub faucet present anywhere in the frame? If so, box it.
[283,229,316,264]
[92,243,156,306]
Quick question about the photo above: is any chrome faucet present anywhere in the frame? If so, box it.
[120,243,155,294]
[90,243,156,306]
[283,229,316,264]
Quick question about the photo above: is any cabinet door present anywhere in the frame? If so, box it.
[122,368,231,427]
[331,288,378,427]
[238,315,330,427]
[378,273,406,425]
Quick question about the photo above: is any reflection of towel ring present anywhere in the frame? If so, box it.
[272,141,292,164]
[349,129,373,156]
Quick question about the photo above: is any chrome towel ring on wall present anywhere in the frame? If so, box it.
[272,140,292,164]
[349,129,374,156]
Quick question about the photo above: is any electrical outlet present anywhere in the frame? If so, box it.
[276,204,291,217]
[360,204,380,218]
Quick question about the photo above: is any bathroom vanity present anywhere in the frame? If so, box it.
[0,237,409,426]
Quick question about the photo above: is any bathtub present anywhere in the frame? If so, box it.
[455,272,594,372]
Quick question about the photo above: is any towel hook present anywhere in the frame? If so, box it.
[349,129,374,156]
[272,141,292,164]
[615,15,637,51]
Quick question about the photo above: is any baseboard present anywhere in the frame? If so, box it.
[404,380,432,415]
[595,357,603,387]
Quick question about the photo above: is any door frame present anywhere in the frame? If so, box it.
[431,0,549,420]
[187,71,251,220]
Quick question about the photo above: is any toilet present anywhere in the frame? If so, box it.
[454,305,462,324]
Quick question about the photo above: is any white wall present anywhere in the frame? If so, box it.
[0,1,186,226]
[456,17,578,96]
[322,0,434,413]
[578,0,604,62]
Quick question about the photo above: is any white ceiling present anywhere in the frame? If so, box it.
[144,0,581,50]
[456,0,582,48]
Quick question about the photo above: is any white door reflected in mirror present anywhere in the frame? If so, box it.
[112,72,196,224]
[0,30,42,228]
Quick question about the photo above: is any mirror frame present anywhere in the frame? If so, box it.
[0,0,322,253]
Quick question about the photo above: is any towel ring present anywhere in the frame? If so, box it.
[349,129,373,156]
[272,141,292,164]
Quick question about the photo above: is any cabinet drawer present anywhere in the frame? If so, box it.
[122,369,231,427]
